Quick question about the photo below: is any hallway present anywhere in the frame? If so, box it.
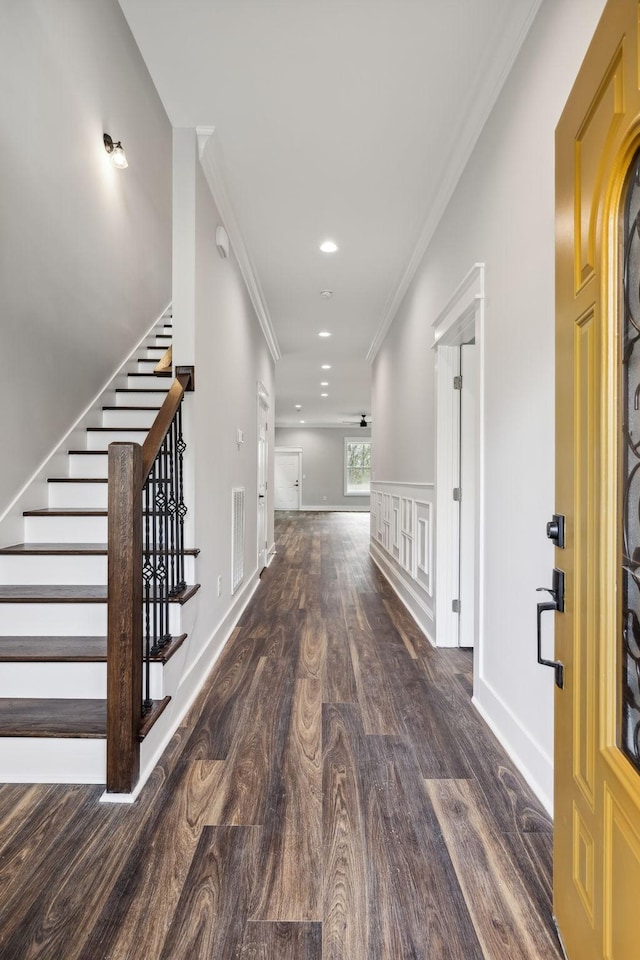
[0,512,560,959]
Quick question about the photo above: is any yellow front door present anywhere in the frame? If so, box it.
[556,1,640,957]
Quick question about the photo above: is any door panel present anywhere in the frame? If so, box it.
[274,451,300,510]
[459,343,476,649]
[555,1,640,957]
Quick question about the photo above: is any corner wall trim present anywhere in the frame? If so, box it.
[196,128,281,362]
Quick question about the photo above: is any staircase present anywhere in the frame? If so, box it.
[0,316,199,785]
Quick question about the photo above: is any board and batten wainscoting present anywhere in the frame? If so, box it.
[369,481,435,644]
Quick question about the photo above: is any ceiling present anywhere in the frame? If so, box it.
[118,0,541,427]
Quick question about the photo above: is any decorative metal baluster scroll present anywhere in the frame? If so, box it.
[622,152,640,771]
[139,395,188,714]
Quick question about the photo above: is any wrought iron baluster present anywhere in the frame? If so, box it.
[176,401,187,592]
[168,415,178,596]
[150,458,159,655]
[142,477,153,713]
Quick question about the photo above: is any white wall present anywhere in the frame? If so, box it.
[152,128,275,757]
[0,0,172,517]
[274,427,371,509]
[372,0,607,810]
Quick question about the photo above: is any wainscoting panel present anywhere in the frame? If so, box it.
[370,482,435,643]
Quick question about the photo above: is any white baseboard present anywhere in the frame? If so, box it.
[472,680,553,816]
[100,570,261,803]
[369,539,435,645]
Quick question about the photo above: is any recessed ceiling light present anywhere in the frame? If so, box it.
[320,289,333,299]
[300,419,305,424]
[320,240,338,253]
[295,404,302,410]
[318,331,331,338]
[321,364,331,370]
[321,394,328,398]
[320,381,329,386]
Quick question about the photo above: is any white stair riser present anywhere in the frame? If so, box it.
[86,430,147,450]
[136,359,160,373]
[69,454,108,478]
[115,391,169,408]
[0,554,196,585]
[127,374,170,390]
[1,602,186,636]
[0,660,166,699]
[0,662,106,698]
[49,482,107,509]
[102,408,159,428]
[150,337,172,348]
[25,515,107,542]
[0,739,106,784]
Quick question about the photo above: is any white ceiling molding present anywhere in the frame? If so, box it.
[196,126,281,362]
[366,0,543,363]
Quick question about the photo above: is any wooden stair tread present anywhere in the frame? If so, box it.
[47,478,107,484]
[0,637,107,661]
[0,696,170,740]
[0,584,200,603]
[115,388,168,394]
[0,634,187,663]
[101,406,161,412]
[0,699,107,738]
[0,543,200,556]
[23,508,107,516]
[0,542,107,554]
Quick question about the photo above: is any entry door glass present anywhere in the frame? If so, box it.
[622,150,640,771]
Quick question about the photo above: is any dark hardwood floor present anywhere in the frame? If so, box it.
[0,512,560,959]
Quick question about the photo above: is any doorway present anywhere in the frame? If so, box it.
[433,263,484,652]
[274,448,302,510]
[257,382,270,572]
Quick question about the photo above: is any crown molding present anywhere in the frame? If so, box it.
[196,127,281,362]
[366,0,543,363]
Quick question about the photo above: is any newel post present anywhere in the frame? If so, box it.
[107,442,143,793]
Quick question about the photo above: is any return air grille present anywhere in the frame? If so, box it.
[231,487,245,595]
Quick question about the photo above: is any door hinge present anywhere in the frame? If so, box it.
[453,487,462,501]
[453,375,462,390]
[452,599,461,613]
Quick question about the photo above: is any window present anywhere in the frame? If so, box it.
[344,438,371,495]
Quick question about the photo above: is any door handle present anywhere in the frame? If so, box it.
[258,494,265,499]
[536,567,565,689]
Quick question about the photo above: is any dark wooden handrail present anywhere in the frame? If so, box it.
[107,365,194,794]
[141,368,193,481]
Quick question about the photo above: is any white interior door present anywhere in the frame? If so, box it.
[257,394,269,570]
[274,450,301,510]
[458,342,477,648]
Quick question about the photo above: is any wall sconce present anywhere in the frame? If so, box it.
[103,133,128,169]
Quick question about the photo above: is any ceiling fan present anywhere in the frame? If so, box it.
[341,413,370,428]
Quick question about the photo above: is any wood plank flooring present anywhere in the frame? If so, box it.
[0,512,561,959]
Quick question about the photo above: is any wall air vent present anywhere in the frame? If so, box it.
[231,487,245,594]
